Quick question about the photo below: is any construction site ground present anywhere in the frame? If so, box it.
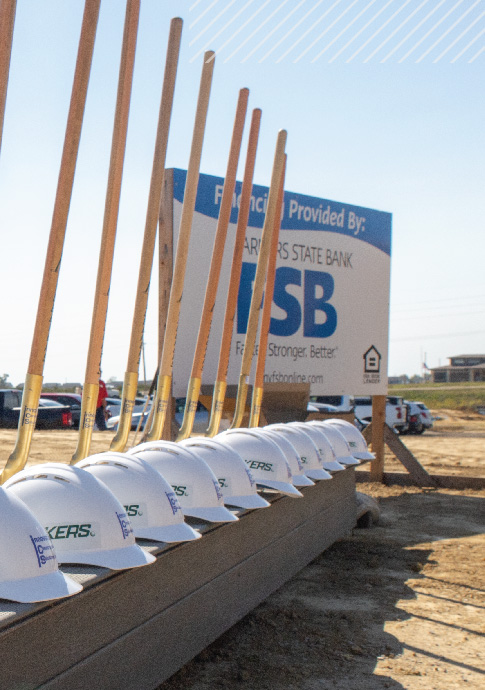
[0,410,484,689]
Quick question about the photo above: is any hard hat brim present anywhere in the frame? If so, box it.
[256,480,303,497]
[292,474,315,487]
[322,461,346,472]
[224,493,271,510]
[184,506,239,523]
[0,570,82,603]
[335,455,361,466]
[57,543,156,570]
[305,468,333,480]
[134,522,201,543]
[353,451,375,461]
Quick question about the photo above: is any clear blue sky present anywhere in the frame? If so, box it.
[0,0,484,387]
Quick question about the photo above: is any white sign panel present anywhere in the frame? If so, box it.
[170,169,391,396]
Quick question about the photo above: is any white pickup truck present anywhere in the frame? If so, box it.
[354,395,406,433]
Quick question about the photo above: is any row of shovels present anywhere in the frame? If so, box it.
[0,1,289,485]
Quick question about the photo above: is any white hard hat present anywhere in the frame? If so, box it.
[314,424,360,466]
[76,452,201,543]
[216,429,303,497]
[0,487,82,603]
[178,438,270,510]
[247,428,315,487]
[128,441,238,523]
[290,421,346,472]
[322,419,375,461]
[264,424,332,481]
[3,464,156,570]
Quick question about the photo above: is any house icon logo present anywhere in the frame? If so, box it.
[363,345,381,373]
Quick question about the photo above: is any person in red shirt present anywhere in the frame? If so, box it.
[95,377,108,431]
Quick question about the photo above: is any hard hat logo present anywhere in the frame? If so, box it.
[216,430,303,498]
[171,485,190,498]
[45,524,93,540]
[246,460,274,473]
[115,512,133,540]
[22,406,38,426]
[213,480,224,502]
[124,504,144,517]
[245,468,256,487]
[164,491,183,516]
[30,535,56,568]
[177,437,269,512]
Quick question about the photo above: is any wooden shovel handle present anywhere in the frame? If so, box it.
[126,17,183,373]
[216,108,261,383]
[72,0,140,464]
[147,51,215,441]
[2,0,101,482]
[110,17,182,453]
[28,0,101,376]
[190,87,249,380]
[0,0,16,155]
[159,51,215,378]
[231,129,287,428]
[254,155,287,389]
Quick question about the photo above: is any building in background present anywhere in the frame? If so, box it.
[431,355,485,383]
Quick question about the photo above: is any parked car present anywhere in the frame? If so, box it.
[354,395,406,433]
[307,402,340,414]
[402,400,433,434]
[0,389,73,429]
[106,407,150,431]
[308,395,354,413]
[415,402,433,430]
[386,396,406,434]
[39,399,67,408]
[105,396,148,419]
[40,393,82,428]
[106,397,230,434]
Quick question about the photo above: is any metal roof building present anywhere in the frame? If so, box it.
[431,355,485,383]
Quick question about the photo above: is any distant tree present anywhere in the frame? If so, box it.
[0,373,12,388]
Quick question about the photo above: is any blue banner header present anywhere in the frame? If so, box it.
[172,168,392,256]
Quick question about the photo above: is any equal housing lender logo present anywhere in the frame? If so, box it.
[363,345,381,384]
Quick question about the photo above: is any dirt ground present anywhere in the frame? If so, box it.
[159,484,484,690]
[0,411,484,689]
[385,409,485,478]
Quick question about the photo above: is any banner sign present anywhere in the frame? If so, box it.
[170,169,392,396]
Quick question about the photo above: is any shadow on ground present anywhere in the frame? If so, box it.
[160,489,484,690]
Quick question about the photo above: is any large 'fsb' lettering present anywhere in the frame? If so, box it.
[237,264,337,338]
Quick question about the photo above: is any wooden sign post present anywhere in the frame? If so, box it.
[370,394,386,481]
